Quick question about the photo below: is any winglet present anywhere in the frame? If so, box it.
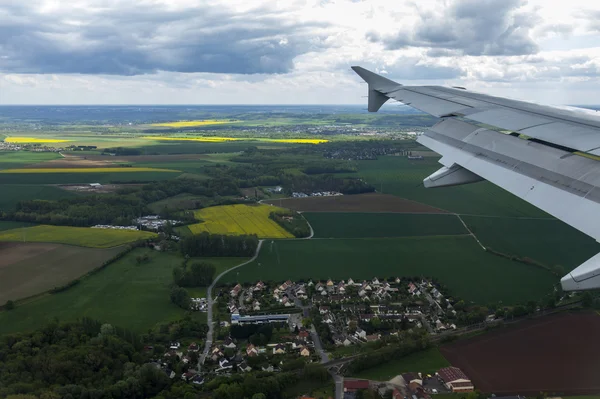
[351,66,402,112]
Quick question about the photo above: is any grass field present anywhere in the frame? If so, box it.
[0,225,156,248]
[220,236,558,304]
[0,170,181,184]
[0,151,61,169]
[4,137,70,143]
[0,184,78,211]
[0,242,124,303]
[0,221,37,231]
[357,156,548,217]
[0,250,248,335]
[350,348,450,380]
[0,167,179,173]
[188,204,293,238]
[462,216,600,273]
[305,213,468,238]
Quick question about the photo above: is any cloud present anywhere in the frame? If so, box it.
[0,0,330,75]
[368,0,540,57]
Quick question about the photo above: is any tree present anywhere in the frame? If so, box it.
[100,323,116,337]
[170,286,191,310]
[301,317,312,329]
[5,300,15,310]
[582,292,593,308]
[252,394,267,399]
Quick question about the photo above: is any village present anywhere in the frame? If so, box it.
[142,277,477,395]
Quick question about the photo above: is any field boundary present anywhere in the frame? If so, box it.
[0,243,135,312]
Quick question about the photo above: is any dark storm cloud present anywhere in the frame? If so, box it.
[0,1,329,75]
[368,0,540,57]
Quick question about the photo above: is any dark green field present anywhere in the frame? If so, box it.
[220,235,558,304]
[138,141,293,155]
[0,151,61,170]
[0,171,181,184]
[0,184,77,210]
[0,249,248,335]
[462,215,600,272]
[304,213,468,238]
[357,156,548,217]
[0,221,36,231]
[350,347,450,380]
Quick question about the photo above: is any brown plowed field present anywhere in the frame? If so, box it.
[0,242,124,303]
[264,193,448,213]
[440,312,600,395]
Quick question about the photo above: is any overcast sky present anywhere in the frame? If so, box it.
[1,0,599,105]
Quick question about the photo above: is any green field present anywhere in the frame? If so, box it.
[0,151,61,169]
[305,213,468,238]
[0,171,181,184]
[0,225,156,248]
[463,216,600,273]
[350,347,450,380]
[0,184,77,211]
[220,236,558,304]
[0,221,37,231]
[0,249,249,335]
[357,156,548,217]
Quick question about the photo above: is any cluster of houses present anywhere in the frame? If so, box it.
[204,328,316,375]
[291,191,343,198]
[343,366,474,399]
[134,215,183,230]
[148,341,205,386]
[190,297,208,311]
[226,280,298,315]
[92,224,139,231]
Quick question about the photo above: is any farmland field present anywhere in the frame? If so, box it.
[0,167,179,173]
[0,225,156,248]
[219,235,558,304]
[357,156,548,217]
[0,249,248,335]
[440,312,600,394]
[264,193,448,213]
[463,215,600,273]
[0,184,78,211]
[0,221,37,231]
[187,204,293,238]
[0,242,124,303]
[0,151,61,169]
[350,348,450,380]
[0,170,182,184]
[305,213,467,238]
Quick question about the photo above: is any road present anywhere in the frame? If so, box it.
[199,239,264,367]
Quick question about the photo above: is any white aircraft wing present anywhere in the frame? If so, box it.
[352,66,600,292]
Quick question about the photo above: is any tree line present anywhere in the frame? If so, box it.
[180,232,259,257]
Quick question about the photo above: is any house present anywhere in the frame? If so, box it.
[238,361,252,372]
[182,355,191,364]
[254,281,265,291]
[326,279,334,287]
[392,388,403,399]
[262,365,275,372]
[365,334,380,342]
[408,282,418,294]
[348,278,355,285]
[344,379,370,392]
[355,328,367,339]
[169,342,180,350]
[246,344,259,357]
[343,337,353,346]
[300,347,311,357]
[284,299,294,307]
[319,305,330,314]
[402,372,423,386]
[192,375,205,385]
[292,340,304,349]
[437,367,474,392]
[298,329,310,340]
[320,289,328,296]
[363,283,372,291]
[188,342,199,352]
[273,344,286,355]
[230,284,242,297]
[338,285,346,294]
[252,300,261,311]
[181,371,196,381]
[372,277,380,286]
[223,337,236,349]
[217,358,233,371]
[316,282,324,291]
[307,280,314,287]
[165,369,176,379]
[395,277,401,283]
[358,289,367,297]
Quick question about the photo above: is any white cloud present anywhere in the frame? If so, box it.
[0,0,599,105]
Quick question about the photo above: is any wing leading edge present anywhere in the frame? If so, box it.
[352,66,600,291]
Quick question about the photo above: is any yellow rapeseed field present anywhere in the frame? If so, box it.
[142,136,328,144]
[150,120,239,128]
[141,136,240,142]
[0,225,157,248]
[188,204,293,239]
[0,167,180,173]
[5,137,71,143]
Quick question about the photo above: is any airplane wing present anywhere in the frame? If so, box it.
[352,66,600,292]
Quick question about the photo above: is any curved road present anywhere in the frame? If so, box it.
[200,239,264,367]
